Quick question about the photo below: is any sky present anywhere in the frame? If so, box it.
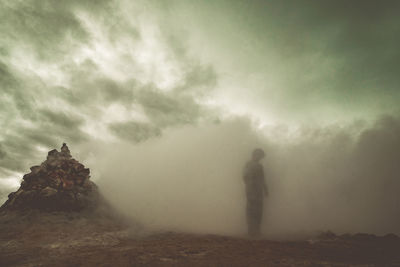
[1,0,400,236]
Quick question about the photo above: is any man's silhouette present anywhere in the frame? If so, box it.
[243,148,268,237]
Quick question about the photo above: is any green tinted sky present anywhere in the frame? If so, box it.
[1,0,400,179]
[161,0,400,123]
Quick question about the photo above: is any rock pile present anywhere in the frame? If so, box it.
[0,143,100,212]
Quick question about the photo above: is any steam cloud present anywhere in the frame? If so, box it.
[83,116,400,237]
[1,0,400,239]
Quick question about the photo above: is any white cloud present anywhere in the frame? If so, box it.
[74,8,185,91]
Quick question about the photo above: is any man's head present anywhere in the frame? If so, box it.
[252,148,265,161]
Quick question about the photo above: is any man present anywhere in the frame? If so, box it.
[243,148,268,237]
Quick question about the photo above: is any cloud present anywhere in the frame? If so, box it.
[136,87,203,127]
[1,0,399,238]
[38,109,85,129]
[0,144,6,159]
[0,0,114,61]
[0,0,218,178]
[109,121,161,142]
[160,0,400,123]
[92,115,400,236]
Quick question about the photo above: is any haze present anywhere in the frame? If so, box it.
[1,0,399,237]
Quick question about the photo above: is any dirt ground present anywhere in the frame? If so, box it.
[1,212,399,267]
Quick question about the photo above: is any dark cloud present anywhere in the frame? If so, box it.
[137,87,202,128]
[109,121,161,143]
[38,109,84,129]
[273,0,400,103]
[178,64,217,95]
[0,0,112,61]
[0,60,18,89]
[23,130,59,148]
[28,114,88,145]
[0,61,35,118]
[0,135,38,173]
[0,106,88,174]
[99,79,135,105]
[0,145,6,159]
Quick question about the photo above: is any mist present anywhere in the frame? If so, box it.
[77,115,400,238]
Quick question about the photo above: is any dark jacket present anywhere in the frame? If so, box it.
[243,160,265,200]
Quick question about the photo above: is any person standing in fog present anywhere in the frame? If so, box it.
[243,148,268,237]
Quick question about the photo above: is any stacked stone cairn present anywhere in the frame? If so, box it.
[0,143,100,212]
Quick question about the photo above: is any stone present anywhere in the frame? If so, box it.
[0,143,99,212]
[41,187,57,197]
[47,149,58,158]
[49,177,62,188]
[60,143,72,158]
[30,166,41,174]
[61,178,74,190]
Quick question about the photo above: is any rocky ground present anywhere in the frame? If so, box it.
[1,144,399,266]
[0,212,399,267]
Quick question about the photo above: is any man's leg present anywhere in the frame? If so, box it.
[253,199,263,236]
[246,200,259,236]
[246,200,253,235]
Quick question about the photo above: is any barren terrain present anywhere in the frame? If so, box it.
[1,211,399,267]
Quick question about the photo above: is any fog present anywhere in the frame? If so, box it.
[80,115,400,238]
[1,0,400,243]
